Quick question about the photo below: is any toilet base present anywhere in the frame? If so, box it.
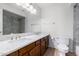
[66,51,76,56]
[54,48,67,56]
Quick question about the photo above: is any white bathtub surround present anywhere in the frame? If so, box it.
[0,33,49,56]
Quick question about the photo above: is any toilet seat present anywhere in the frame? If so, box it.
[57,44,68,53]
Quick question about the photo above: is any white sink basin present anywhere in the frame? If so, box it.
[0,34,38,47]
[0,39,30,54]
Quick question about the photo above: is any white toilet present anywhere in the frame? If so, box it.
[52,36,69,56]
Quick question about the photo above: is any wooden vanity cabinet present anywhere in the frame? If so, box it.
[29,40,41,56]
[22,53,29,56]
[45,36,49,49]
[7,51,18,56]
[18,43,35,56]
[7,35,49,56]
[36,40,41,46]
[40,38,46,55]
[29,45,40,56]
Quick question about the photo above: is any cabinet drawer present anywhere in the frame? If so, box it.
[19,43,35,56]
[7,51,18,56]
[36,40,40,46]
[29,45,40,56]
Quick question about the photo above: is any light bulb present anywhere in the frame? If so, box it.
[16,3,37,15]
[25,3,30,7]
[30,9,37,15]
[33,9,37,14]
[22,3,27,8]
[29,5,33,10]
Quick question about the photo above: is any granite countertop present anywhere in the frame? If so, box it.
[0,33,49,56]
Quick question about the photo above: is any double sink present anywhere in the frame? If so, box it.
[0,35,39,55]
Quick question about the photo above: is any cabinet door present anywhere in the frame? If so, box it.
[41,39,46,55]
[19,43,35,56]
[22,53,29,56]
[7,51,18,56]
[36,40,40,46]
[29,45,40,56]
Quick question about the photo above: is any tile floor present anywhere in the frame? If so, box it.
[44,48,76,56]
[44,48,55,56]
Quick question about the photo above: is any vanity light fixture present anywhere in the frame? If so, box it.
[16,3,37,15]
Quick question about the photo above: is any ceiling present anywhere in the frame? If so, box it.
[37,3,75,9]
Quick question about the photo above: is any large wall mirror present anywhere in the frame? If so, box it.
[3,10,25,35]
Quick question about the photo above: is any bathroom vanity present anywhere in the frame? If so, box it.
[0,9,49,56]
[0,34,49,56]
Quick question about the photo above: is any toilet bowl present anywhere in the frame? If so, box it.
[52,36,69,56]
[56,44,68,56]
